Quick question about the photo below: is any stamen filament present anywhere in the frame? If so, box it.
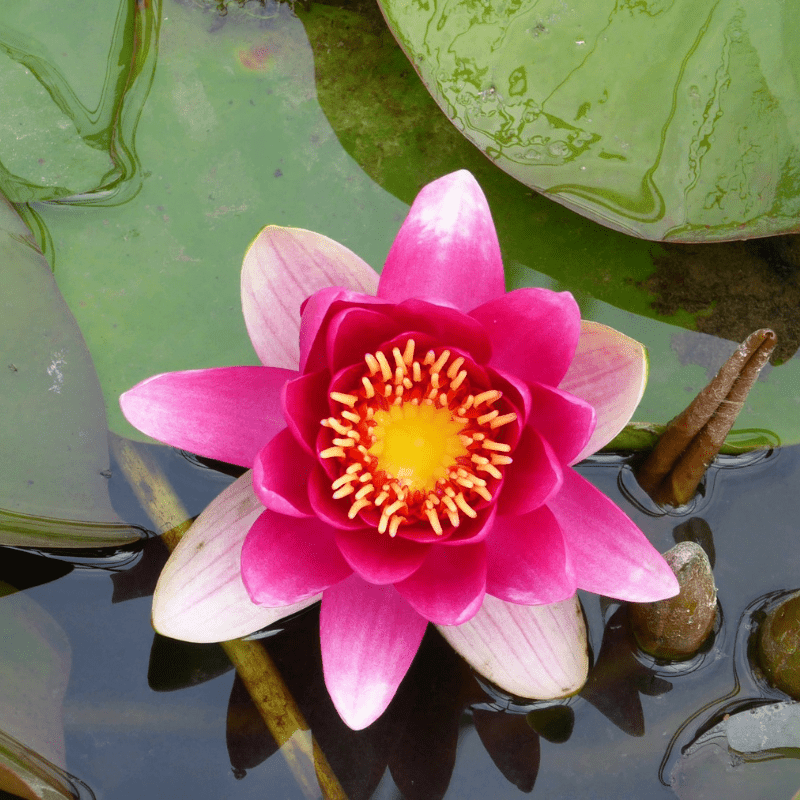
[490,413,518,429]
[330,392,358,407]
[376,351,392,382]
[322,337,517,538]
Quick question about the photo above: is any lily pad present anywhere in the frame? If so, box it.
[377,0,800,241]
[0,194,141,547]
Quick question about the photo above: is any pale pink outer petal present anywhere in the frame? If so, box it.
[242,226,379,369]
[436,593,589,699]
[547,469,679,602]
[378,171,505,311]
[121,366,295,468]
[321,575,428,730]
[152,473,318,643]
[559,321,648,464]
[471,289,581,387]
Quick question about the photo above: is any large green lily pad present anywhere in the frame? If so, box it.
[377,0,800,242]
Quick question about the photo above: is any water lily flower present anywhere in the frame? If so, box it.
[121,171,678,730]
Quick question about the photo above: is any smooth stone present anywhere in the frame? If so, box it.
[758,590,800,699]
[629,541,717,660]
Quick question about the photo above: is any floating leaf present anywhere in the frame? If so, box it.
[0,194,140,547]
[377,0,800,241]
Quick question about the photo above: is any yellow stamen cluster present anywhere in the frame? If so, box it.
[320,339,517,538]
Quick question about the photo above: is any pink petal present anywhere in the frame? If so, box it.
[471,289,581,387]
[393,299,492,364]
[437,594,588,699]
[299,288,386,373]
[485,506,575,605]
[559,321,647,463]
[394,543,486,625]
[527,382,596,465]
[242,227,378,369]
[378,171,505,312]
[152,473,318,642]
[282,369,330,455]
[252,428,314,517]
[335,529,430,585]
[121,366,294,468]
[321,575,428,729]
[241,510,352,606]
[325,306,401,374]
[498,427,562,516]
[307,466,372,531]
[547,469,679,602]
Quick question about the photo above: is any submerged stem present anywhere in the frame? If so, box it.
[110,434,348,800]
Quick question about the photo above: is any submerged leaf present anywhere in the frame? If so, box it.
[0,194,140,547]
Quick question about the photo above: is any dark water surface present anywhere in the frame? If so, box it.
[5,442,800,799]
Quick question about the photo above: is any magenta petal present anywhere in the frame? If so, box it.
[437,594,588,699]
[241,510,352,606]
[241,227,378,369]
[547,469,679,602]
[486,506,575,605]
[252,429,314,517]
[393,299,492,364]
[152,473,319,643]
[378,171,504,312]
[299,288,386,373]
[121,366,295,468]
[499,427,562,516]
[321,575,427,729]
[471,288,581,387]
[527,382,596,466]
[326,307,401,373]
[335,529,430,585]
[394,543,486,625]
[307,466,371,531]
[559,321,648,463]
[282,369,330,454]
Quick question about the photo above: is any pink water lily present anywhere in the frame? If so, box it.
[122,171,678,730]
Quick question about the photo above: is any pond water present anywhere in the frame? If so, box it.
[2,1,800,798]
[4,443,800,799]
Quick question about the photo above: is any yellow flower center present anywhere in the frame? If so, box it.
[368,403,469,493]
[320,338,517,538]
